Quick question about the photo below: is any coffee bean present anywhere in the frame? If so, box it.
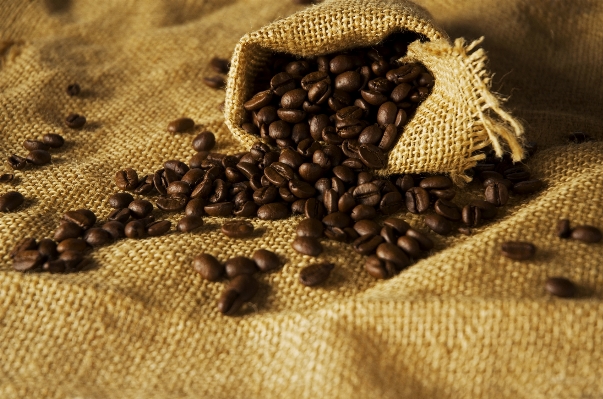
[252,249,281,272]
[128,199,153,218]
[244,90,274,111]
[364,255,396,279]
[424,214,453,235]
[124,220,146,239]
[434,199,461,221]
[379,191,404,214]
[485,182,509,206]
[167,117,195,133]
[571,225,602,243]
[83,227,113,246]
[406,228,434,251]
[470,200,497,219]
[42,133,65,148]
[545,277,577,298]
[376,102,397,126]
[0,173,14,183]
[156,195,188,212]
[218,275,258,315]
[193,253,224,281]
[335,71,362,92]
[353,220,381,236]
[174,215,202,233]
[66,83,81,96]
[298,163,324,183]
[352,234,384,255]
[378,124,398,151]
[380,225,398,244]
[23,140,49,152]
[53,221,82,241]
[59,250,84,271]
[107,208,131,223]
[299,262,335,286]
[43,259,67,273]
[420,176,453,190]
[0,191,24,212]
[383,218,411,235]
[296,218,324,238]
[396,235,422,258]
[501,241,536,260]
[115,168,139,191]
[101,221,125,240]
[376,242,410,269]
[568,132,592,144]
[358,144,386,169]
[108,192,134,208]
[164,159,189,176]
[322,212,352,229]
[204,202,233,217]
[405,187,430,214]
[221,220,254,238]
[386,64,422,84]
[292,236,323,256]
[391,83,412,102]
[203,75,225,89]
[225,256,258,278]
[349,204,376,221]
[147,220,171,237]
[167,181,191,196]
[10,237,37,259]
[62,209,96,229]
[353,183,381,207]
[57,238,90,253]
[65,113,86,129]
[8,154,27,170]
[189,151,209,169]
[13,250,44,272]
[184,198,206,218]
[462,205,482,227]
[513,179,544,194]
[210,56,230,74]
[430,188,456,201]
[555,219,571,238]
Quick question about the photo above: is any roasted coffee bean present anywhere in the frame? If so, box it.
[353,234,384,255]
[115,168,139,191]
[264,162,295,187]
[394,175,414,192]
[396,235,422,258]
[42,133,64,148]
[485,182,509,206]
[322,188,338,213]
[353,183,381,207]
[225,256,258,278]
[84,227,113,246]
[291,199,307,214]
[353,220,381,236]
[222,220,254,238]
[108,192,134,209]
[193,253,224,281]
[571,225,602,243]
[424,214,453,235]
[13,250,44,272]
[252,249,281,272]
[281,88,307,109]
[43,259,66,274]
[62,209,96,229]
[8,154,27,170]
[376,243,410,269]
[430,188,456,201]
[545,277,577,298]
[376,102,397,127]
[322,212,352,229]
[204,202,233,217]
[101,221,125,240]
[390,83,412,103]
[0,173,14,183]
[434,199,461,221]
[568,132,592,144]
[380,225,398,244]
[190,131,216,152]
[470,199,497,219]
[279,148,305,170]
[350,204,376,221]
[299,262,334,286]
[285,60,310,78]
[296,218,324,238]
[65,113,86,129]
[268,120,291,139]
[555,219,571,238]
[210,56,230,74]
[124,220,146,239]
[253,186,278,205]
[360,89,388,106]
[364,255,397,279]
[203,75,225,89]
[257,202,289,220]
[189,151,209,169]
[54,221,83,241]
[167,181,191,197]
[358,144,386,169]
[358,125,383,145]
[420,176,453,190]
[185,198,206,218]
[128,199,153,218]
[57,238,90,253]
[107,208,131,223]
[406,228,434,251]
[164,159,189,176]
[218,275,258,315]
[57,250,83,270]
[66,83,81,96]
[180,169,205,187]
[175,215,203,232]
[288,179,316,200]
[462,205,482,227]
[378,124,398,152]
[329,55,355,74]
[167,117,195,133]
[147,220,171,237]
[513,179,544,194]
[137,215,156,227]
[10,237,37,259]
[379,191,404,214]
[296,163,322,183]
[405,187,429,214]
[301,71,330,91]
[334,71,363,92]
[337,192,356,213]
[23,140,49,152]
[244,90,273,111]
[156,195,188,211]
[386,64,422,84]
[0,191,24,212]
[292,236,322,256]
[382,218,411,235]
[368,77,394,93]
[501,241,536,260]
[271,72,296,96]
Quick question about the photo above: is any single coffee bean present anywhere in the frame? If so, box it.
[335,71,363,92]
[42,133,65,148]
[107,208,131,223]
[292,236,323,256]
[358,144,387,169]
[271,72,296,96]
[108,192,134,209]
[218,275,259,315]
[485,182,509,206]
[210,56,230,74]
[124,220,146,239]
[405,187,430,214]
[176,215,203,233]
[352,234,384,255]
[376,242,410,269]
[376,102,397,126]
[128,199,153,218]
[65,113,86,129]
[298,163,324,183]
[386,64,422,84]
[337,192,356,213]
[396,235,422,258]
[434,199,461,221]
[9,237,37,259]
[13,250,44,272]
[378,124,398,151]
[545,277,577,298]
[225,256,258,278]
[0,191,24,212]
[167,117,195,133]
[101,221,125,240]
[513,179,544,194]
[361,89,388,106]
[406,228,434,251]
[59,250,84,270]
[390,83,413,102]
[358,125,383,145]
[364,255,397,279]
[555,219,571,239]
[470,199,497,219]
[221,220,254,238]
[350,204,377,221]
[244,90,274,111]
[54,221,83,241]
[203,75,225,89]
[252,249,281,272]
[193,253,224,281]
[424,214,453,235]
[61,209,96,230]
[462,205,482,227]
[147,220,171,237]
[204,202,233,217]
[430,188,456,201]
[57,238,90,253]
[501,241,536,260]
[299,262,335,286]
[353,220,381,236]
[0,173,14,182]
[66,83,81,96]
[185,198,206,218]
[571,225,602,243]
[420,176,453,190]
[23,140,49,152]
[83,227,113,246]
[380,191,404,214]
[8,154,27,170]
[383,218,411,235]
[296,218,324,238]
[322,212,352,229]
[291,199,307,214]
[156,195,188,212]
[353,183,381,207]
[380,225,398,244]
[115,168,139,191]
[167,181,191,196]
[164,159,189,176]
[43,259,67,274]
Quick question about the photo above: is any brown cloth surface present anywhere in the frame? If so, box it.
[1,0,602,398]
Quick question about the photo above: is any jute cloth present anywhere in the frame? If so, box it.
[0,0,602,398]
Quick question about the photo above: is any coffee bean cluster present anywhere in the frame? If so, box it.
[7,132,64,171]
[203,56,229,90]
[556,219,602,243]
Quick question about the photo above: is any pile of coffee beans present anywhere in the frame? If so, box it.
[7,132,64,171]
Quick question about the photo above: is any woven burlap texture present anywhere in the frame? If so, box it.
[224,0,524,182]
[1,0,602,398]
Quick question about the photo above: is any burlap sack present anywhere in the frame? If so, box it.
[224,0,525,181]
[1,0,602,398]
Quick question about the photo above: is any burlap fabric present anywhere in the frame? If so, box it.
[0,0,602,398]
[225,0,524,182]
